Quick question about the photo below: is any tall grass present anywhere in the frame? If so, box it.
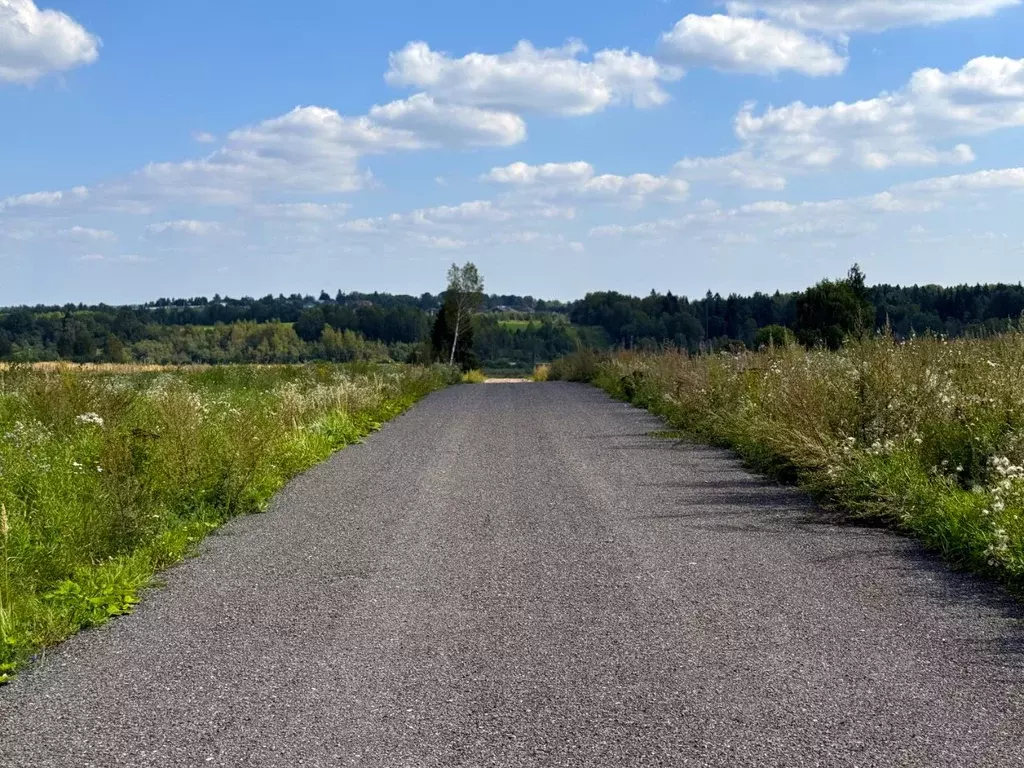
[552,333,1024,590]
[0,362,457,679]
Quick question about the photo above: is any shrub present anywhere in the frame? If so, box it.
[462,369,487,384]
[532,364,551,382]
[548,349,605,382]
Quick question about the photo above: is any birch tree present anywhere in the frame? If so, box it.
[444,262,484,367]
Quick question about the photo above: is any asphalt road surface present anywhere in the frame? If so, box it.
[2,382,1022,767]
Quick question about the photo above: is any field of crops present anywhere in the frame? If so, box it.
[0,362,456,679]
[552,333,1024,588]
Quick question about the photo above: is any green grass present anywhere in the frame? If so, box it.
[551,333,1024,592]
[0,362,458,680]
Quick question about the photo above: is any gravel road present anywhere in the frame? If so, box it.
[1,382,1022,767]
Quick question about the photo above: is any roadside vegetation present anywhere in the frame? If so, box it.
[550,330,1024,590]
[0,362,457,680]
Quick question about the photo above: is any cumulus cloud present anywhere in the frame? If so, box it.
[0,0,100,84]
[723,0,1021,33]
[483,161,689,203]
[732,56,1024,173]
[386,40,680,116]
[25,96,527,215]
[659,14,846,76]
[367,94,526,147]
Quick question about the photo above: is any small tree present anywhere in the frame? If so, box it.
[439,262,484,367]
[795,264,874,350]
[754,324,795,349]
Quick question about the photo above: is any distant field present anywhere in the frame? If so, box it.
[497,320,540,332]
[0,362,207,373]
[0,362,456,680]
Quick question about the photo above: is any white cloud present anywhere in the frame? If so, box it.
[483,161,594,185]
[723,0,1021,33]
[60,225,116,241]
[410,200,513,223]
[734,56,1024,173]
[589,165,1024,249]
[71,97,525,211]
[248,202,351,220]
[659,14,846,76]
[192,131,216,144]
[386,40,680,117]
[0,189,64,209]
[673,151,788,190]
[894,167,1024,193]
[0,0,99,84]
[145,220,222,236]
[484,161,689,203]
[368,94,525,147]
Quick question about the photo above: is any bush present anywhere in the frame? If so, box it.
[531,364,551,382]
[462,369,487,384]
[548,349,605,382]
[754,325,796,349]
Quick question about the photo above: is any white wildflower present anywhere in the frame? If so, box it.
[76,413,104,428]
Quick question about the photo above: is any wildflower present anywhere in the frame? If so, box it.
[76,413,104,428]
[71,461,82,469]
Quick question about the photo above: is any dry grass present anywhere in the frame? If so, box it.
[0,362,210,374]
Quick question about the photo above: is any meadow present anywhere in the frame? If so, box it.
[551,332,1024,589]
[0,362,456,679]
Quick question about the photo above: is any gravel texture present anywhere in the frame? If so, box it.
[1,382,1022,767]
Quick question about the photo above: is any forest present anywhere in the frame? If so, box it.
[2,277,1023,367]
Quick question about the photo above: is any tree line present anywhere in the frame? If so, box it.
[2,269,1023,365]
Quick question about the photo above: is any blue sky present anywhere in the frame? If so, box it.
[2,0,1023,304]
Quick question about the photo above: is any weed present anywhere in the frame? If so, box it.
[0,363,452,679]
[560,332,1024,591]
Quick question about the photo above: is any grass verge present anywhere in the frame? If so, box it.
[550,336,1024,592]
[0,362,457,681]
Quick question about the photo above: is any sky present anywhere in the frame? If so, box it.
[1,0,1023,305]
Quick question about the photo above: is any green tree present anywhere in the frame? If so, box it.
[795,265,874,350]
[754,324,795,349]
[104,334,128,363]
[435,262,484,367]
